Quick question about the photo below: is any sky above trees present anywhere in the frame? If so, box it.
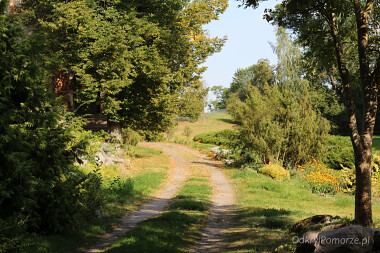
[202,0,277,91]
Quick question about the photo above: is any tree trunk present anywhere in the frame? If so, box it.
[353,136,373,226]
[328,4,376,226]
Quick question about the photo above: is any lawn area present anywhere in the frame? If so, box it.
[224,168,380,253]
[174,111,236,139]
[35,146,172,253]
[106,165,212,253]
[373,135,380,156]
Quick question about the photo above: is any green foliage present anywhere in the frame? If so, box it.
[259,164,290,180]
[324,135,354,170]
[339,155,380,194]
[227,30,330,167]
[25,0,227,137]
[106,177,134,204]
[229,84,330,167]
[121,128,141,148]
[225,58,273,103]
[178,83,208,122]
[209,85,228,111]
[0,14,107,251]
[193,129,237,146]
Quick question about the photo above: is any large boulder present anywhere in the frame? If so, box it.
[290,215,338,233]
[295,231,319,253]
[314,225,373,253]
[372,228,380,251]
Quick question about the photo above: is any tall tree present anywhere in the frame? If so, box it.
[241,0,380,226]
[23,0,227,138]
[227,31,329,166]
[226,58,273,102]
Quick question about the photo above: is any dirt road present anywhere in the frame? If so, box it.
[85,143,236,253]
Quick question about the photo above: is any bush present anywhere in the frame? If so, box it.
[106,177,134,204]
[193,129,237,146]
[324,135,354,170]
[227,85,330,167]
[122,128,141,148]
[340,155,380,194]
[259,164,290,180]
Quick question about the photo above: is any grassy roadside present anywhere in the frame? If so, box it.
[172,112,235,154]
[105,165,212,253]
[223,168,380,253]
[35,146,172,253]
[173,112,235,139]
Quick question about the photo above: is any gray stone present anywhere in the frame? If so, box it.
[210,146,219,153]
[295,231,319,253]
[224,159,234,166]
[315,225,373,253]
[372,228,380,251]
[290,215,336,233]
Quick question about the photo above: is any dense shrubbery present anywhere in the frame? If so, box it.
[324,135,354,170]
[228,85,330,167]
[0,14,106,251]
[339,155,380,194]
[122,128,141,148]
[193,129,237,146]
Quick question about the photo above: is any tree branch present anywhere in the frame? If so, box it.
[328,9,361,148]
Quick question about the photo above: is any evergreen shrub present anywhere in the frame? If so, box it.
[259,164,290,180]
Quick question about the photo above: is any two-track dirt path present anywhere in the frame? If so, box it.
[85,143,235,253]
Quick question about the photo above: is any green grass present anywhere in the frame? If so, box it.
[224,168,380,253]
[329,134,380,156]
[174,111,236,139]
[106,167,212,253]
[35,146,170,253]
[373,135,380,156]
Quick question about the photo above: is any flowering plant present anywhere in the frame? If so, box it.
[298,158,341,195]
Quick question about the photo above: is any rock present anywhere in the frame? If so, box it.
[315,225,373,253]
[109,156,125,164]
[290,215,338,233]
[101,143,110,153]
[210,146,219,153]
[224,159,234,166]
[217,148,231,158]
[295,231,319,253]
[320,223,350,232]
[372,228,380,251]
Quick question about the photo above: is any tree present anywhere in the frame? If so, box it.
[24,0,227,138]
[0,7,103,248]
[178,81,208,122]
[241,0,380,226]
[225,58,273,103]
[227,31,329,167]
[209,85,228,111]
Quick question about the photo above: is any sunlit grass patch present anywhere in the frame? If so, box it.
[174,112,236,139]
[224,167,380,253]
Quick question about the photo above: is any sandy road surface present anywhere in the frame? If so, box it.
[85,143,235,253]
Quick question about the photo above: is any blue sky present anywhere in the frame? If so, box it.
[202,0,278,91]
